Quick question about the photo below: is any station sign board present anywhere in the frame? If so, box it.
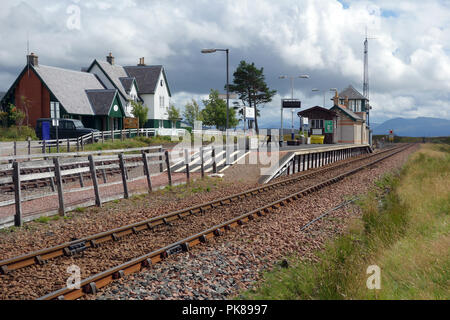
[282,99,301,108]
[324,120,333,133]
[244,107,255,120]
[50,102,60,127]
[124,117,139,129]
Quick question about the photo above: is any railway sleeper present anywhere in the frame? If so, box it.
[141,258,152,268]
[63,241,87,256]
[0,265,8,275]
[84,282,97,294]
[113,270,125,279]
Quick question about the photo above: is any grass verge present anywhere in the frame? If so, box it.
[241,143,449,300]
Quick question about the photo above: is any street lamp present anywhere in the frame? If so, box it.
[312,88,338,107]
[279,75,309,143]
[201,48,230,131]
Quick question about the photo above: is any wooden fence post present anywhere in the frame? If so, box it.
[88,155,102,207]
[184,149,190,184]
[142,151,152,192]
[101,161,107,184]
[27,138,31,161]
[165,150,172,186]
[121,130,124,141]
[67,138,70,152]
[42,140,46,155]
[13,161,22,227]
[91,132,94,144]
[101,131,105,144]
[76,138,80,152]
[159,147,163,173]
[212,147,217,173]
[48,166,56,192]
[118,153,129,199]
[53,157,65,216]
[13,141,17,156]
[78,163,84,188]
[111,129,114,142]
[200,147,205,179]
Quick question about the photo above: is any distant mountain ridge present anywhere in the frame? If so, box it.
[373,117,450,137]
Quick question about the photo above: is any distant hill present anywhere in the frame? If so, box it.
[373,117,450,137]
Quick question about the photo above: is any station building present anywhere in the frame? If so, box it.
[298,85,370,145]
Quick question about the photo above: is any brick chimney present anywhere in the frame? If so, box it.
[344,96,349,109]
[333,91,339,106]
[27,53,38,66]
[138,57,146,66]
[106,52,114,65]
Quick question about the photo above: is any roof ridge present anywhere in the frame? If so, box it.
[85,88,117,92]
[36,64,98,76]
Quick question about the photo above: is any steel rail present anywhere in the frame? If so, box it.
[0,145,406,274]
[38,144,412,300]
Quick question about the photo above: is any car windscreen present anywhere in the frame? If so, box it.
[72,120,84,128]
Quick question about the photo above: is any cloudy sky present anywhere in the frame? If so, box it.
[0,0,449,128]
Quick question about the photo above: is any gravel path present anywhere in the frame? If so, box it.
[84,145,417,300]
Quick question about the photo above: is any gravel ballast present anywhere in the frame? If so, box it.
[0,145,417,299]
[87,146,417,300]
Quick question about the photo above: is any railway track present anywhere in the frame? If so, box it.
[0,144,412,300]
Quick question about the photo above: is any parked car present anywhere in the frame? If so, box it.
[35,118,98,140]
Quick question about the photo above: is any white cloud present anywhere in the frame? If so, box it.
[0,0,449,124]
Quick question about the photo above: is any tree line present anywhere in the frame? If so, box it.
[183,60,276,133]
[130,60,276,133]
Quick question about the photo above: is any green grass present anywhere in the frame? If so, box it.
[35,215,61,224]
[0,126,37,141]
[373,135,450,145]
[47,136,175,153]
[241,143,449,300]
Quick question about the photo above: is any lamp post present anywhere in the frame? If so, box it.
[201,48,230,131]
[311,88,338,107]
[279,75,309,143]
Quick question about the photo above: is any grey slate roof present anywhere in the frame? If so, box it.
[95,60,131,100]
[33,64,104,115]
[123,65,163,95]
[119,77,135,94]
[86,89,117,115]
[338,85,368,100]
[330,104,363,122]
[298,106,337,117]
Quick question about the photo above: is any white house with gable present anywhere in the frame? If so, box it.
[86,54,177,129]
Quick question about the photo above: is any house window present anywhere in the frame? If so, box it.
[160,96,165,108]
[311,119,324,129]
[355,100,361,112]
[160,80,164,87]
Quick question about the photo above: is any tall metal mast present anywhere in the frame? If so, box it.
[363,30,369,100]
[363,27,376,145]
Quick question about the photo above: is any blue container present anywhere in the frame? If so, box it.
[42,121,50,141]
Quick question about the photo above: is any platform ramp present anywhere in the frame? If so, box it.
[260,144,372,184]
